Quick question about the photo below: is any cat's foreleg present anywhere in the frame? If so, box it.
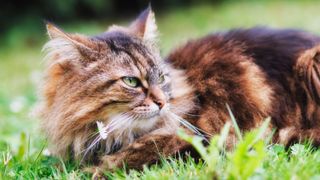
[278,127,320,147]
[95,128,192,172]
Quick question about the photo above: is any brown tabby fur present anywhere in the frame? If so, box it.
[37,7,320,173]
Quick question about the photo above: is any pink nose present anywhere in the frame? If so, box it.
[149,86,166,109]
[154,98,165,109]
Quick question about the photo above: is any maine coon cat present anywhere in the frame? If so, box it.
[38,7,320,172]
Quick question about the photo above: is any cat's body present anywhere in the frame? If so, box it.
[38,8,320,172]
[168,27,320,146]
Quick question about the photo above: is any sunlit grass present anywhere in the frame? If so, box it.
[1,1,320,179]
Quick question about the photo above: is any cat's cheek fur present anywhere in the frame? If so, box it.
[168,67,196,116]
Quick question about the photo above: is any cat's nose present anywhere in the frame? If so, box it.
[154,99,165,109]
[149,86,166,109]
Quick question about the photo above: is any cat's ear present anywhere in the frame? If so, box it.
[46,23,100,61]
[46,23,67,40]
[130,6,158,41]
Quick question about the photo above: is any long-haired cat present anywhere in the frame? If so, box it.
[38,7,320,172]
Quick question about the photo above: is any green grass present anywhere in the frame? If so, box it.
[2,1,320,179]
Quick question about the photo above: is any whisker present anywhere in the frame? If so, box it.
[81,112,133,161]
[109,114,135,146]
[115,115,134,140]
[168,113,199,132]
[80,135,101,163]
[77,130,100,148]
[101,112,133,136]
[170,112,213,137]
[169,107,200,117]
[82,136,101,154]
[167,112,211,143]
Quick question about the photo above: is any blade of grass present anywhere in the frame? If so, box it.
[33,143,46,163]
[217,122,231,149]
[226,104,243,141]
[252,117,271,145]
[177,129,207,158]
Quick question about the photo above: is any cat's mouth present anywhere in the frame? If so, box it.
[133,104,170,120]
[134,110,160,119]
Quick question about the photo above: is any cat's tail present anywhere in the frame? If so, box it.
[295,45,320,105]
[294,45,320,126]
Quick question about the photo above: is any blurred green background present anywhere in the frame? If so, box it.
[1,0,320,156]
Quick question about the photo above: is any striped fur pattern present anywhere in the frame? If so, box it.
[38,8,194,162]
[38,7,320,172]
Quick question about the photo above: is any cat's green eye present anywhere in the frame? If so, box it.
[158,75,165,84]
[122,77,140,88]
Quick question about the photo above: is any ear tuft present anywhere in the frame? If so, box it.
[130,6,158,41]
[46,22,68,40]
[44,22,102,64]
[144,7,158,41]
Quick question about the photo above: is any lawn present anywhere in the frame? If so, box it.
[1,1,320,179]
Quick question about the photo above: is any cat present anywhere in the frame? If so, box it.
[38,7,320,172]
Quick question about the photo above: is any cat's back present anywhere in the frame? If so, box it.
[168,27,320,90]
[168,27,320,75]
[221,27,320,77]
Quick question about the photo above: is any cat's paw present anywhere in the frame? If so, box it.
[83,166,106,180]
[278,127,297,146]
[99,154,123,170]
[84,153,125,178]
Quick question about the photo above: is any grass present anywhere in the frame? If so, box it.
[1,1,320,179]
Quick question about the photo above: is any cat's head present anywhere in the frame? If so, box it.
[39,7,194,158]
